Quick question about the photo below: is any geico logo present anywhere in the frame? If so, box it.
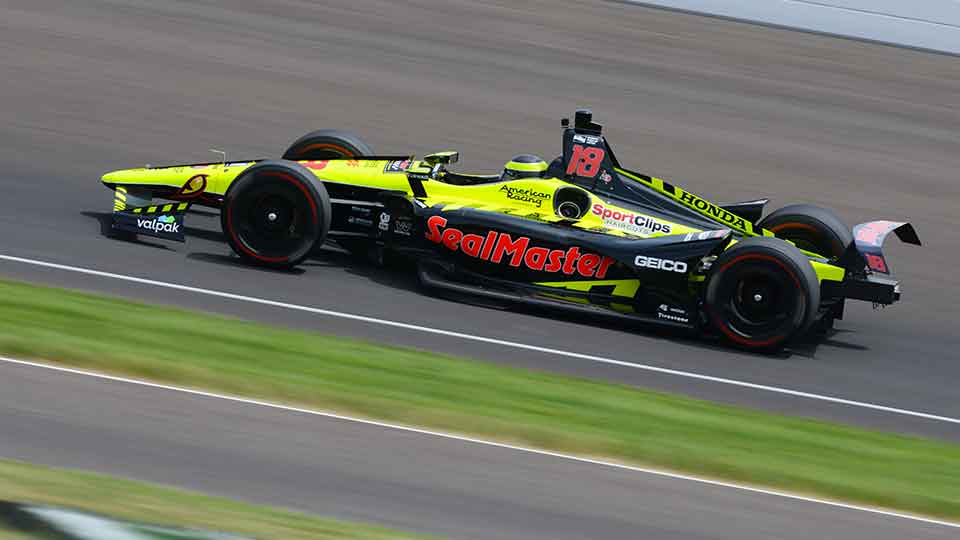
[590,204,672,234]
[677,191,747,230]
[425,216,616,279]
[634,255,688,273]
[137,218,180,233]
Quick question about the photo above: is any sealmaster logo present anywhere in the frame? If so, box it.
[425,216,616,278]
[500,185,551,207]
[137,214,180,233]
[591,204,671,235]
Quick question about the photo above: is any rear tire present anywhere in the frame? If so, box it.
[282,129,373,160]
[221,160,331,269]
[705,237,820,351]
[757,204,852,259]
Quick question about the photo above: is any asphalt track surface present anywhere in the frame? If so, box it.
[0,0,958,537]
[2,359,957,540]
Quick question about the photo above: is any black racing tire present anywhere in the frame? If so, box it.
[281,129,373,160]
[705,237,820,351]
[757,204,852,259]
[221,160,331,268]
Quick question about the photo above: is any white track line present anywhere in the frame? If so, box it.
[1,253,959,425]
[0,355,957,530]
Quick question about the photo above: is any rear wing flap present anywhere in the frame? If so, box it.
[837,221,921,276]
[826,221,920,305]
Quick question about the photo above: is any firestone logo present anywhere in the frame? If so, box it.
[591,204,672,235]
[425,216,616,279]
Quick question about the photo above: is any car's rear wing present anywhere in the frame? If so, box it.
[838,221,921,276]
[824,221,921,305]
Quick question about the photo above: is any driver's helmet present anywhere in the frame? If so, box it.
[501,154,548,181]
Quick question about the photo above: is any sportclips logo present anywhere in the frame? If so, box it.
[138,214,180,233]
[500,185,550,207]
[592,204,671,235]
[425,216,616,278]
[678,191,747,230]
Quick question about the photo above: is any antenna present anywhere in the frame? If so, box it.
[209,148,226,167]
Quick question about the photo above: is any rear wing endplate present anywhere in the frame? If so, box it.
[838,221,921,275]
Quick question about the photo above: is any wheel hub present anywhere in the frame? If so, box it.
[252,196,294,234]
[226,169,322,266]
[733,275,781,326]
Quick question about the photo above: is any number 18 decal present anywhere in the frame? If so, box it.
[566,144,605,178]
[865,253,888,273]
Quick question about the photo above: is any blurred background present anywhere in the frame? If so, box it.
[0,1,958,539]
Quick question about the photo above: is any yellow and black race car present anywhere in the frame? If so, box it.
[100,109,919,351]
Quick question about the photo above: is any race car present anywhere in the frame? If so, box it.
[100,109,920,351]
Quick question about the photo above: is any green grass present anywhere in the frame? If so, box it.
[0,521,34,540]
[0,278,957,520]
[0,525,33,540]
[0,459,426,540]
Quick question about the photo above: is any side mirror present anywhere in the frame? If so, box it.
[423,151,459,166]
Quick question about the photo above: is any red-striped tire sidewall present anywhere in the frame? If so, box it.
[281,130,373,161]
[705,237,819,351]
[221,161,329,268]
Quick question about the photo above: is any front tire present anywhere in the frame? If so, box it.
[221,160,331,268]
[705,237,820,351]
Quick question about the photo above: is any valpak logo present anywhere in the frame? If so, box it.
[137,214,180,233]
[500,185,551,207]
[425,216,616,279]
[591,204,672,235]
